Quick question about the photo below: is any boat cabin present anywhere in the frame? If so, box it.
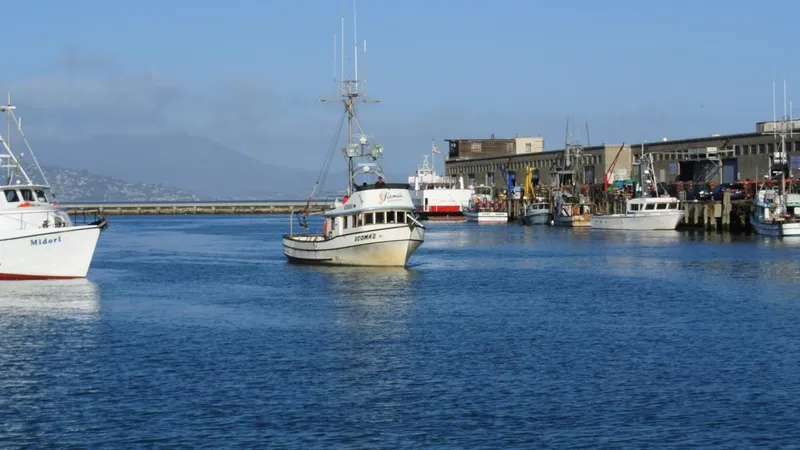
[322,210,414,237]
[626,197,681,213]
[526,202,550,212]
[1,185,55,210]
[354,182,410,192]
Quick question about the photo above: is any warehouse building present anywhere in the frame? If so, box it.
[444,120,800,191]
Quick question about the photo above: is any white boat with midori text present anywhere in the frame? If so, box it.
[0,98,108,280]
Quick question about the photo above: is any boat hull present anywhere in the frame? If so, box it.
[554,214,591,227]
[464,211,508,223]
[591,211,685,230]
[0,225,103,279]
[750,214,800,236]
[283,224,424,266]
[522,210,550,225]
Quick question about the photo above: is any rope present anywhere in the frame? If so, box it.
[299,108,347,228]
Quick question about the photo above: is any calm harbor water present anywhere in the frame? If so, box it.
[2,215,800,448]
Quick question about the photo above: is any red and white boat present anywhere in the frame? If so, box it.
[407,153,473,220]
[0,99,108,280]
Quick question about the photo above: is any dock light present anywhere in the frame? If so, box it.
[359,135,368,145]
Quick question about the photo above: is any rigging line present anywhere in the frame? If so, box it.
[316,109,346,198]
[10,111,50,188]
[301,108,347,221]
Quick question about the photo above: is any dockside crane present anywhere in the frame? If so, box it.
[603,142,626,192]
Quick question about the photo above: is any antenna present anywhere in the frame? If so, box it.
[784,79,787,121]
[353,0,358,83]
[333,34,337,85]
[363,40,367,97]
[340,16,345,94]
[773,78,777,139]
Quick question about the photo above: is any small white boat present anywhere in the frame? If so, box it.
[521,201,551,225]
[751,189,800,236]
[0,99,108,280]
[463,185,508,223]
[749,96,800,237]
[282,14,425,266]
[750,86,800,237]
[591,153,685,230]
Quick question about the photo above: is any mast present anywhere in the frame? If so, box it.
[763,80,792,206]
[319,0,380,196]
[6,92,10,182]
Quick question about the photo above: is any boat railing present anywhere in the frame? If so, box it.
[0,209,73,230]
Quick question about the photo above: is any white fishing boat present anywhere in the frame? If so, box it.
[463,185,508,223]
[282,8,425,266]
[750,81,800,237]
[591,152,685,230]
[0,98,108,280]
[407,151,472,220]
[751,189,800,236]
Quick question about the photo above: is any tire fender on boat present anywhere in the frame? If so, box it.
[18,201,31,207]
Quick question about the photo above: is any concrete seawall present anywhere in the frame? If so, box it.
[62,202,333,215]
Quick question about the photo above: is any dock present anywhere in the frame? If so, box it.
[61,201,333,216]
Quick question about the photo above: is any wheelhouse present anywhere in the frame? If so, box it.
[627,197,681,212]
[0,185,55,209]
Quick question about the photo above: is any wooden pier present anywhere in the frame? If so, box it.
[61,201,333,216]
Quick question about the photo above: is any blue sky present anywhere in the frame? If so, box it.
[2,0,799,172]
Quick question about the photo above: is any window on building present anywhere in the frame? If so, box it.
[525,143,532,153]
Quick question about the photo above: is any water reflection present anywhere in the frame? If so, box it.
[0,279,101,320]
[591,229,684,246]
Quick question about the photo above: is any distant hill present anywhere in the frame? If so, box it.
[29,133,351,199]
[23,132,409,200]
[40,165,204,202]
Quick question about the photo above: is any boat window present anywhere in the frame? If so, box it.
[645,204,655,210]
[363,212,374,225]
[342,216,348,230]
[386,211,396,223]
[375,211,385,224]
[657,203,667,210]
[397,211,406,224]
[20,189,34,202]
[34,189,47,202]
[354,214,362,227]
[4,189,18,202]
[630,203,639,211]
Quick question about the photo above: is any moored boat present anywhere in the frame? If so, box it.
[407,152,472,221]
[463,185,508,223]
[522,201,551,225]
[590,152,685,230]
